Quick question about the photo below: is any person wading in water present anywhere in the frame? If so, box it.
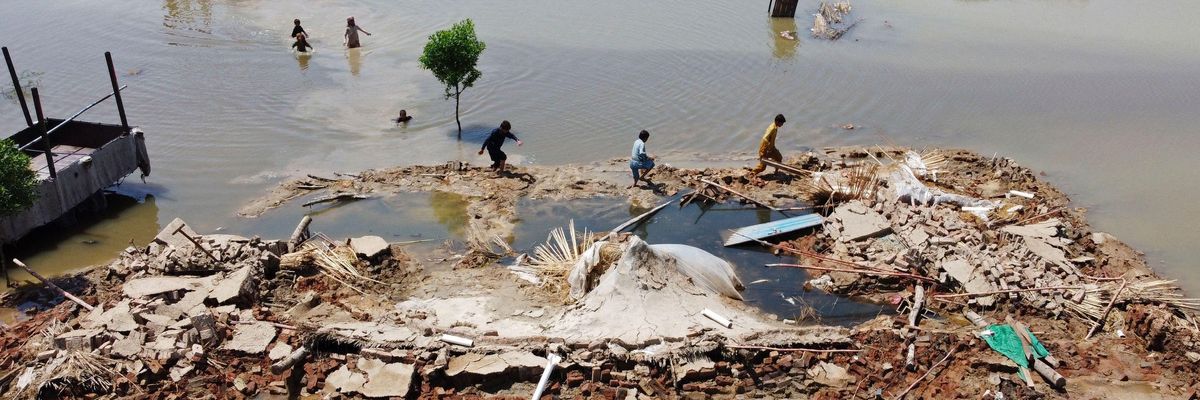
[344,16,371,48]
[478,120,523,173]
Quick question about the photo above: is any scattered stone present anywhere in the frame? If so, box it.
[269,343,294,361]
[808,361,851,387]
[832,201,892,241]
[209,265,254,304]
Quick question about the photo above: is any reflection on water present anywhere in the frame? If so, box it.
[4,194,160,288]
[346,48,363,76]
[430,191,469,238]
[296,52,311,71]
[769,17,799,60]
[162,0,213,34]
[515,197,887,325]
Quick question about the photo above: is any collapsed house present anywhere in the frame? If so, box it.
[0,146,1197,398]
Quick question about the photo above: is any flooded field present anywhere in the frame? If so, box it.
[2,0,1200,292]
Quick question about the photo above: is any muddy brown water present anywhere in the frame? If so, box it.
[2,1,1199,294]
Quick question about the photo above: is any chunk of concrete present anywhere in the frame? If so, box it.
[155,218,201,250]
[832,201,892,241]
[808,361,851,387]
[1000,218,1061,239]
[112,331,146,358]
[357,358,414,398]
[445,352,547,377]
[942,259,995,306]
[220,321,277,354]
[123,276,215,298]
[324,365,366,394]
[268,343,293,361]
[350,236,389,258]
[209,265,254,304]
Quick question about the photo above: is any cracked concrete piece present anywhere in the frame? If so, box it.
[808,361,851,387]
[317,322,419,346]
[324,364,366,394]
[1001,218,1061,239]
[155,218,201,250]
[112,331,146,358]
[220,321,276,354]
[356,358,414,398]
[942,259,995,306]
[350,236,389,258]
[123,276,215,298]
[446,352,546,377]
[209,265,253,304]
[268,343,293,361]
[832,201,891,241]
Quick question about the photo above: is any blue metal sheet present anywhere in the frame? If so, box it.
[723,213,824,246]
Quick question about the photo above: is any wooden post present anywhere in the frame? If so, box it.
[104,52,129,132]
[30,88,56,180]
[2,47,33,127]
[770,0,799,18]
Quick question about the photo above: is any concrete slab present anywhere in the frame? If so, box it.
[357,358,414,398]
[220,321,277,354]
[832,201,891,241]
[209,265,254,304]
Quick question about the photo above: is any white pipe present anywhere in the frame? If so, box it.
[702,308,733,328]
[531,354,562,400]
[440,334,474,347]
[1008,190,1035,199]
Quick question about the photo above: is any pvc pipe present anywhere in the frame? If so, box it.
[1008,190,1035,199]
[702,308,733,328]
[439,334,474,347]
[530,353,561,400]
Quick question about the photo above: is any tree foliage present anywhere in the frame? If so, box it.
[418,19,486,135]
[0,139,37,216]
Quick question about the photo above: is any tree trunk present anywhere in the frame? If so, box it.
[454,84,462,139]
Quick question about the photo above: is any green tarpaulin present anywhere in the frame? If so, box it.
[982,324,1049,370]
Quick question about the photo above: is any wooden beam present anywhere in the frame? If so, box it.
[12,259,94,311]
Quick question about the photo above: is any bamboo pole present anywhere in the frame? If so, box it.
[766,263,937,282]
[726,345,860,353]
[699,179,780,212]
[12,259,94,311]
[1086,279,1127,340]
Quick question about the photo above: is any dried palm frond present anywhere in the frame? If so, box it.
[466,229,513,258]
[800,164,882,207]
[1063,279,1200,323]
[35,351,116,396]
[529,220,591,274]
[296,233,384,294]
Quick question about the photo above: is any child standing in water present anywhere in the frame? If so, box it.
[292,33,313,53]
[344,17,371,48]
[291,19,307,38]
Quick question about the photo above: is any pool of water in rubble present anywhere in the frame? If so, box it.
[512,197,891,326]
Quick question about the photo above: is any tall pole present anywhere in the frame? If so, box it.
[2,47,33,127]
[104,52,128,132]
[31,88,56,180]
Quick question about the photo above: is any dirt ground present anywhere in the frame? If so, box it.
[1,146,1197,399]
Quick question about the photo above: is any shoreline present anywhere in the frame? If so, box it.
[1,146,1196,398]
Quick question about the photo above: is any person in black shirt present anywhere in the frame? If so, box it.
[291,19,307,38]
[292,33,313,53]
[477,120,523,172]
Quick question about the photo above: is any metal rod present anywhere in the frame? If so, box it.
[105,52,128,132]
[17,85,127,152]
[2,47,33,127]
[30,88,56,180]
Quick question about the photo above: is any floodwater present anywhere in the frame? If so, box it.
[2,0,1199,292]
[514,197,889,325]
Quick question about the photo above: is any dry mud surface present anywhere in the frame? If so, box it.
[1,146,1197,399]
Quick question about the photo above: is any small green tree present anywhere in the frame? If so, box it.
[0,139,37,216]
[418,19,487,137]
